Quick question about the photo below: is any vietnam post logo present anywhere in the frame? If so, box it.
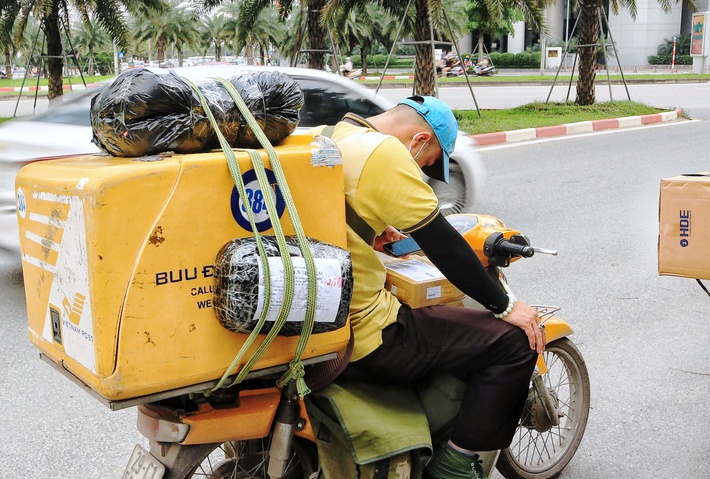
[230,169,285,232]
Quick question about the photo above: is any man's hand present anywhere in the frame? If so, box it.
[502,301,546,354]
[374,226,408,256]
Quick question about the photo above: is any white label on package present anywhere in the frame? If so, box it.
[426,286,443,299]
[385,259,444,282]
[253,257,343,323]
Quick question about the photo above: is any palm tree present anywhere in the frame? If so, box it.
[199,12,234,61]
[324,0,470,96]
[276,6,309,65]
[8,13,42,78]
[0,0,21,78]
[170,4,201,66]
[328,3,376,74]
[12,0,164,100]
[228,2,284,65]
[574,0,678,105]
[223,0,329,70]
[133,0,196,63]
[465,0,550,64]
[71,18,111,75]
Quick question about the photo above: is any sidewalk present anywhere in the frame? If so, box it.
[0,83,101,93]
[469,109,683,146]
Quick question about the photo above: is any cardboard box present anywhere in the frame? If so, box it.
[385,256,464,308]
[658,172,710,279]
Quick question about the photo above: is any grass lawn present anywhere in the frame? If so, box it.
[454,101,674,135]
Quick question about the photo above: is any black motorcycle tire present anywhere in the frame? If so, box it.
[429,161,469,216]
[496,338,590,479]
[161,436,318,479]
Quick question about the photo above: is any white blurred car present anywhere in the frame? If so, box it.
[0,66,484,255]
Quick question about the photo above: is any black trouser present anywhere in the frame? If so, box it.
[343,304,538,451]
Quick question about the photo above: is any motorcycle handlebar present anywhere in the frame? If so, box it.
[495,239,535,258]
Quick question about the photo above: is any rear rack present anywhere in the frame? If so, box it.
[40,351,338,411]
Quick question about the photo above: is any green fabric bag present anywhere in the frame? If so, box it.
[305,379,432,478]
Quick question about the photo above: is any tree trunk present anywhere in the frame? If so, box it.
[88,47,95,76]
[477,31,485,63]
[307,0,326,70]
[290,22,305,66]
[246,43,254,65]
[576,0,601,106]
[178,47,183,67]
[413,0,436,96]
[361,40,374,75]
[157,36,165,62]
[44,8,64,100]
[215,43,222,62]
[5,45,11,78]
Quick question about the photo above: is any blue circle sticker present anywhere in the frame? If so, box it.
[17,187,26,219]
[230,169,285,232]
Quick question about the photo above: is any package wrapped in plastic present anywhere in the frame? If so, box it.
[90,68,304,157]
[214,236,352,336]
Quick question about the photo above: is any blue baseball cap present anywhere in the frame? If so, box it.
[398,95,458,183]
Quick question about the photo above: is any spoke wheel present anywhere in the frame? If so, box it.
[497,338,590,479]
[429,161,468,216]
[164,436,317,479]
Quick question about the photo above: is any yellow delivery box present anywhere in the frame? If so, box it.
[658,172,710,279]
[15,134,350,404]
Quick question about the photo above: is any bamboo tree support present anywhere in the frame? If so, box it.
[443,9,482,117]
[294,8,341,75]
[374,0,481,117]
[545,6,630,104]
[601,6,631,101]
[12,16,87,118]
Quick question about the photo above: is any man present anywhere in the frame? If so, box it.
[475,56,490,75]
[313,96,545,479]
[339,56,353,76]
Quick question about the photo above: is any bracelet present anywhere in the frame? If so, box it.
[493,295,516,319]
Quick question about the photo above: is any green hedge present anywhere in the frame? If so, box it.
[488,51,541,68]
[351,54,415,68]
[351,52,543,69]
[647,54,693,65]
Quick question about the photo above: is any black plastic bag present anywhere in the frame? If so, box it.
[213,236,352,337]
[90,68,304,157]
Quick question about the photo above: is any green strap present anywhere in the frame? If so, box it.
[181,75,318,398]
[214,78,317,397]
[179,76,278,395]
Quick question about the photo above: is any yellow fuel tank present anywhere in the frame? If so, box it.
[16,134,350,402]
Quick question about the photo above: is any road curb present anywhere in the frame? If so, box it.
[470,109,683,146]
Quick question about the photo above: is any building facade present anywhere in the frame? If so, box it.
[502,0,710,67]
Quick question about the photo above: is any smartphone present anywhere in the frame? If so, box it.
[383,237,421,257]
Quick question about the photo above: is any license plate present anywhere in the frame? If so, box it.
[122,444,165,479]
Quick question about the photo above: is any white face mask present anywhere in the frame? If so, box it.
[408,140,428,162]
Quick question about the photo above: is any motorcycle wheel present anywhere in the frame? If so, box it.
[429,161,468,216]
[496,338,590,479]
[163,437,318,479]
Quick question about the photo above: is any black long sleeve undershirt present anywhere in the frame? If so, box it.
[409,213,509,314]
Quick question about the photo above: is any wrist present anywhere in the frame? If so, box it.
[493,295,516,319]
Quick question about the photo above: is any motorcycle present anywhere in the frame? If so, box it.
[473,64,496,76]
[121,213,590,479]
[445,63,495,77]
